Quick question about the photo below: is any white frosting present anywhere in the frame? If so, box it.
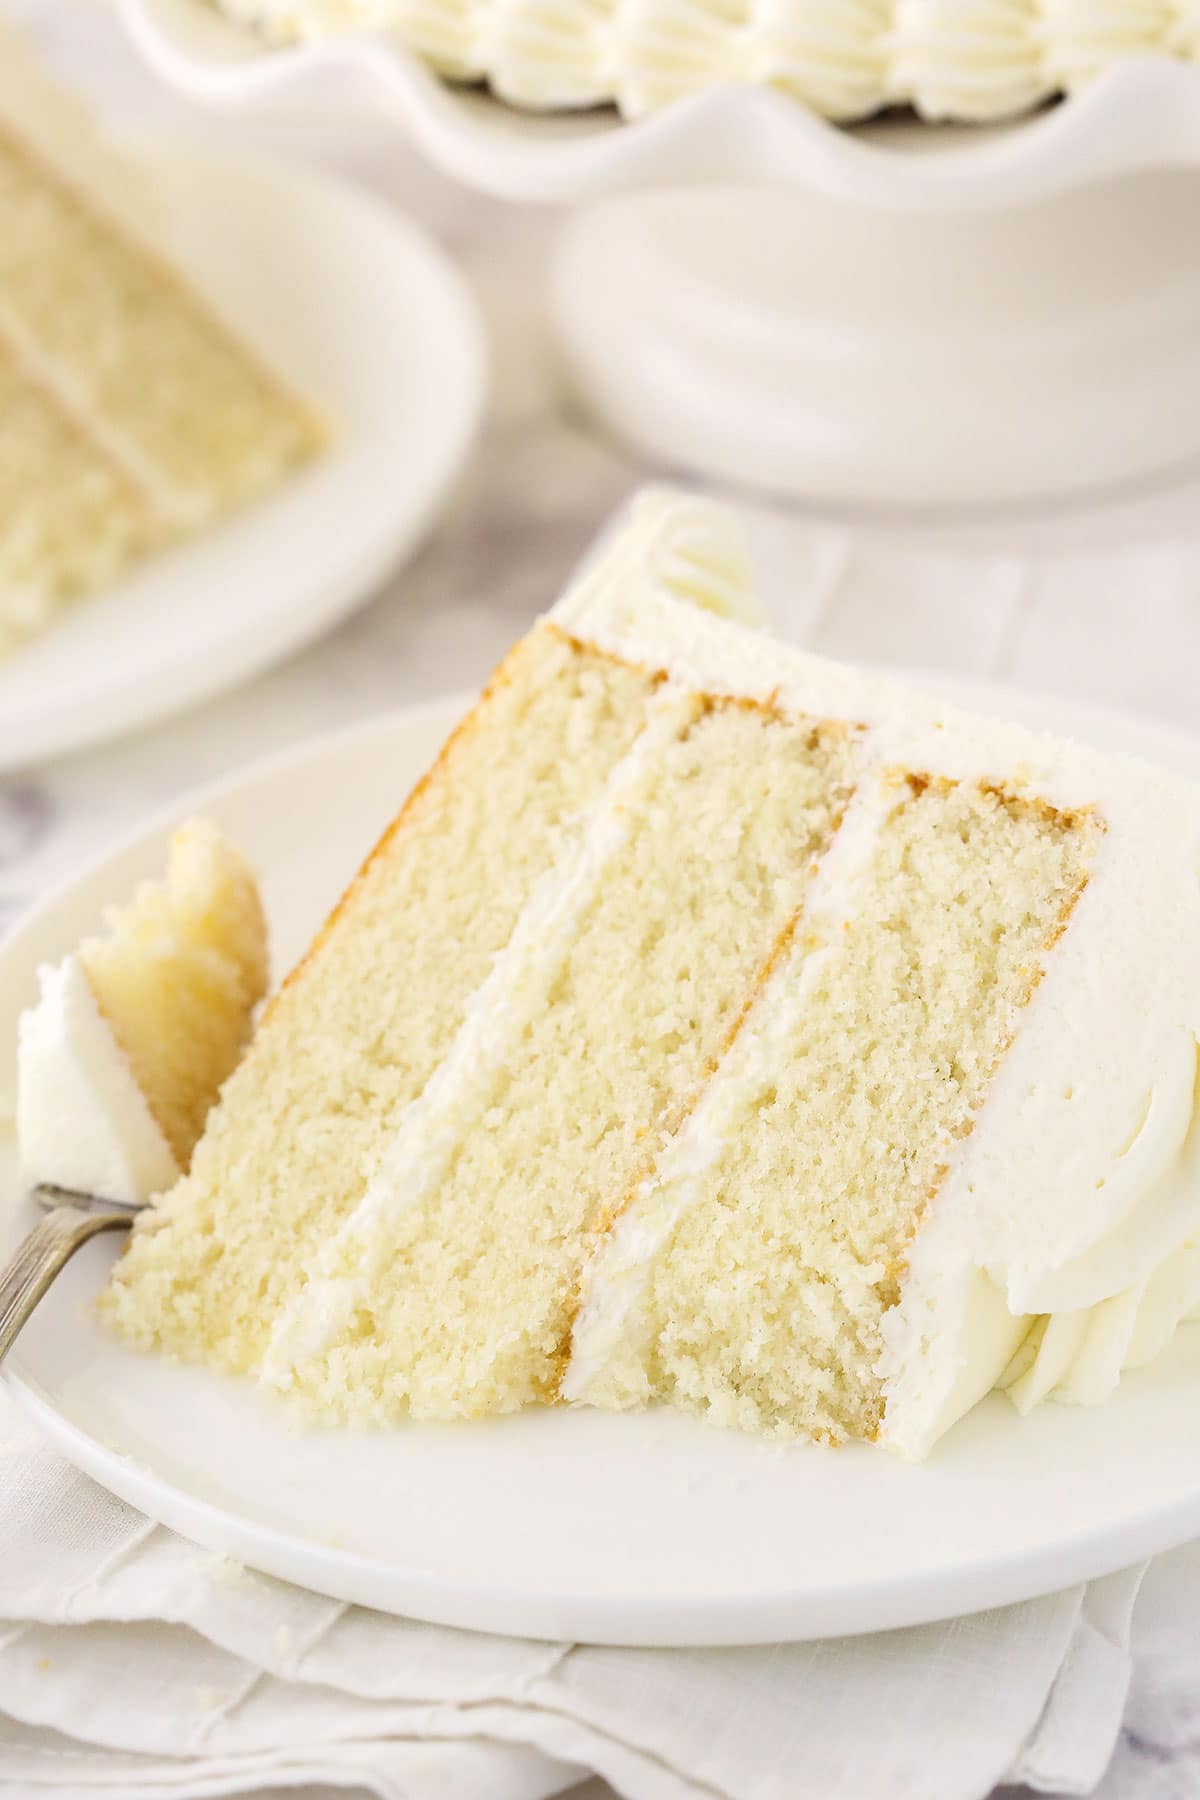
[557,485,763,630]
[888,1,1048,123]
[214,0,1200,121]
[485,0,613,111]
[16,956,179,1206]
[759,0,893,122]
[557,490,1200,1454]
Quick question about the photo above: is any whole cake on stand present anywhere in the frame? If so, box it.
[121,0,1200,499]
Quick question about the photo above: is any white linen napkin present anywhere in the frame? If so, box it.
[0,1388,1143,1800]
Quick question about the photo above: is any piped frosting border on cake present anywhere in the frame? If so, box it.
[212,0,1200,125]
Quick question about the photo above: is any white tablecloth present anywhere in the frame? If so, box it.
[0,1388,1162,1800]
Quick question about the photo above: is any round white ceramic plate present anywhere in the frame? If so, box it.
[118,0,1200,211]
[4,678,1200,1647]
[0,137,484,772]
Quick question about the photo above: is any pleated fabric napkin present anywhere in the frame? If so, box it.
[0,1390,1143,1800]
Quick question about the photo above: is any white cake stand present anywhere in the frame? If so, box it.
[119,0,1200,508]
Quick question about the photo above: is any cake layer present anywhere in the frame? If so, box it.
[102,628,661,1368]
[0,126,321,524]
[565,772,1100,1441]
[269,691,859,1421]
[0,345,154,654]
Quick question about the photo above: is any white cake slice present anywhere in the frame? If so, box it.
[0,125,323,530]
[0,54,325,656]
[100,493,1200,1457]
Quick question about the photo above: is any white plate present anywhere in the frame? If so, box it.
[0,137,484,771]
[4,679,1200,1647]
[119,0,1200,211]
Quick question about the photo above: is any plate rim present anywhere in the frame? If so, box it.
[10,1356,1200,1647]
[5,670,1200,1646]
[0,133,485,772]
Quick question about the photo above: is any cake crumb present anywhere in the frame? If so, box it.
[204,1551,248,1585]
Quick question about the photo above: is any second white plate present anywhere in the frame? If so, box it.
[4,678,1200,1645]
[0,136,485,770]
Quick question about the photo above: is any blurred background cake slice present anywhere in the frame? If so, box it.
[0,341,158,656]
[0,37,326,657]
[0,125,324,529]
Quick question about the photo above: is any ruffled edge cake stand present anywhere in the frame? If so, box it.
[120,0,1200,508]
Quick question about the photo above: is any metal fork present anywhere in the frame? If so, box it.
[0,1186,141,1364]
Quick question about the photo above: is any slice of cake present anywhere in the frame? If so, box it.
[18,821,268,1206]
[101,493,1200,1456]
[0,125,323,530]
[0,71,325,654]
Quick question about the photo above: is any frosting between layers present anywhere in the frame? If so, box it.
[16,955,180,1206]
[213,0,1200,121]
[557,491,1200,1454]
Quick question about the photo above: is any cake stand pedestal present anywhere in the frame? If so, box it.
[550,172,1200,507]
[117,2,1200,509]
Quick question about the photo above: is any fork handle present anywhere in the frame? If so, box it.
[0,1205,132,1364]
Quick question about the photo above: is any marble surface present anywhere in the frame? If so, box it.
[6,2,1200,1796]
